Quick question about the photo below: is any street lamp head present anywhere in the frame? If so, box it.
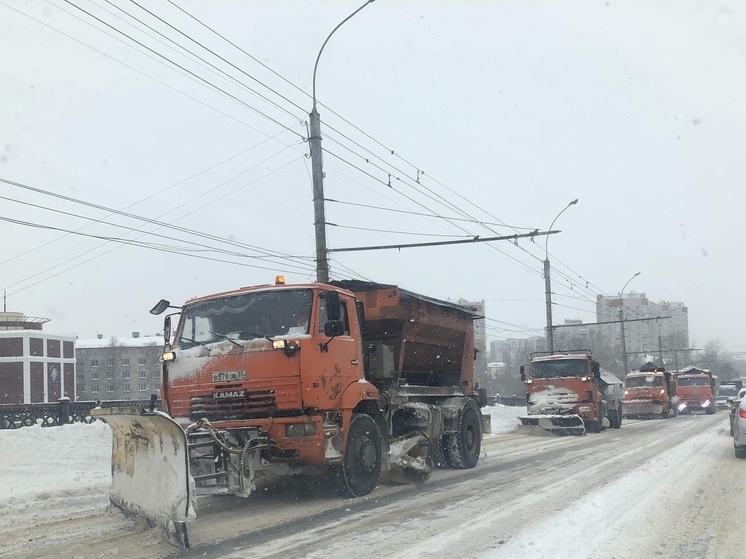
[545,198,579,258]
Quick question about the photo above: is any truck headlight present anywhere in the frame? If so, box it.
[578,406,592,413]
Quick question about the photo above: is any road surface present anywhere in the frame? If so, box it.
[2,413,740,559]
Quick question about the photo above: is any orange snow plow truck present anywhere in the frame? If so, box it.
[519,351,623,435]
[92,279,490,547]
[622,363,678,419]
[675,366,716,415]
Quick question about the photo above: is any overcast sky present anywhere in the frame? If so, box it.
[1,1,744,352]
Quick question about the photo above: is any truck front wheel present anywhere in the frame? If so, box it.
[446,408,481,469]
[339,414,383,497]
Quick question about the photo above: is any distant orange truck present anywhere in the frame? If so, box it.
[675,367,716,415]
[622,365,677,419]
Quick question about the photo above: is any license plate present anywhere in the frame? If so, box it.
[212,370,246,382]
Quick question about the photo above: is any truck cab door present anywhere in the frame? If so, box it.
[303,292,362,410]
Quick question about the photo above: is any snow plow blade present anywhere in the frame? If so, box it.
[519,414,586,436]
[91,407,195,548]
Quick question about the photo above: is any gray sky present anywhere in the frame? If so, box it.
[1,1,743,351]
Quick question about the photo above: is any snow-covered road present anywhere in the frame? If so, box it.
[0,410,740,559]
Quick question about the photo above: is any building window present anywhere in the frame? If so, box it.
[106,384,115,392]
[152,371,159,378]
[139,383,147,391]
[122,358,130,366]
[106,371,114,380]
[154,382,161,390]
[139,370,147,378]
[91,372,99,380]
[123,383,131,392]
[106,358,114,367]
[91,385,99,393]
[152,358,161,365]
[122,371,130,379]
[90,359,99,367]
[138,358,146,366]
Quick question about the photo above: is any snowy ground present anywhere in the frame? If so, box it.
[0,405,524,530]
[0,408,737,559]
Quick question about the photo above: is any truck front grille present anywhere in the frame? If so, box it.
[189,390,276,420]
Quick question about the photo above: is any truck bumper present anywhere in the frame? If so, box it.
[623,400,664,417]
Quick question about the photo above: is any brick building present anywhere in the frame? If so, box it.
[0,312,76,404]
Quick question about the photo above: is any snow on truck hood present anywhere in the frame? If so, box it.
[527,385,580,414]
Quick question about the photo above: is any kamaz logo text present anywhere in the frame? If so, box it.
[213,390,246,399]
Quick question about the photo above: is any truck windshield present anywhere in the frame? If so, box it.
[625,375,664,388]
[678,376,709,387]
[531,359,588,379]
[177,289,313,347]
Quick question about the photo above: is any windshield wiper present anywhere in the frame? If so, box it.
[179,337,212,352]
[209,331,242,348]
[234,331,274,342]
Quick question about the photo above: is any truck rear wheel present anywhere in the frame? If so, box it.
[339,414,382,497]
[446,408,481,469]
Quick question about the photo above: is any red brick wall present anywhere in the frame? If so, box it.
[0,362,24,403]
[30,361,44,402]
[0,338,23,357]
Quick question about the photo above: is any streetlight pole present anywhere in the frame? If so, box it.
[544,199,578,354]
[619,272,641,376]
[310,0,375,283]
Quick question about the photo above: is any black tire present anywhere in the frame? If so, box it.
[730,419,734,437]
[706,407,716,415]
[339,414,382,497]
[446,408,481,469]
[735,445,746,459]
[609,409,621,429]
[430,435,451,469]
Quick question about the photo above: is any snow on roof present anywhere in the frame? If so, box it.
[75,336,163,349]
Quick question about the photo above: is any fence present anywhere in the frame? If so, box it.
[0,398,161,430]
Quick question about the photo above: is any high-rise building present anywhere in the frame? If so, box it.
[596,292,689,358]
[452,298,487,375]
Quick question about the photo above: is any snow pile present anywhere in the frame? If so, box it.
[0,421,112,530]
[482,404,526,435]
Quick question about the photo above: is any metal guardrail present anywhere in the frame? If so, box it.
[0,398,161,430]
[487,395,527,407]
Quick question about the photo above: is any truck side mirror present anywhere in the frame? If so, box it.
[592,361,600,378]
[163,315,172,343]
[520,365,526,382]
[324,320,345,337]
[325,291,341,321]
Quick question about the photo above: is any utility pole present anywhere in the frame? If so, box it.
[309,1,375,283]
[544,199,578,354]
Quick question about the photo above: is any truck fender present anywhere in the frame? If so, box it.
[439,397,488,436]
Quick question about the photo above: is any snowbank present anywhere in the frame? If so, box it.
[482,404,526,435]
[0,421,112,530]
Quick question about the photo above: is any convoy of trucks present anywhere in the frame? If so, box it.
[518,351,623,435]
[91,279,735,547]
[622,363,677,419]
[93,278,490,547]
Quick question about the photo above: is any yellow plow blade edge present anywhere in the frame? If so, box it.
[91,407,195,547]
